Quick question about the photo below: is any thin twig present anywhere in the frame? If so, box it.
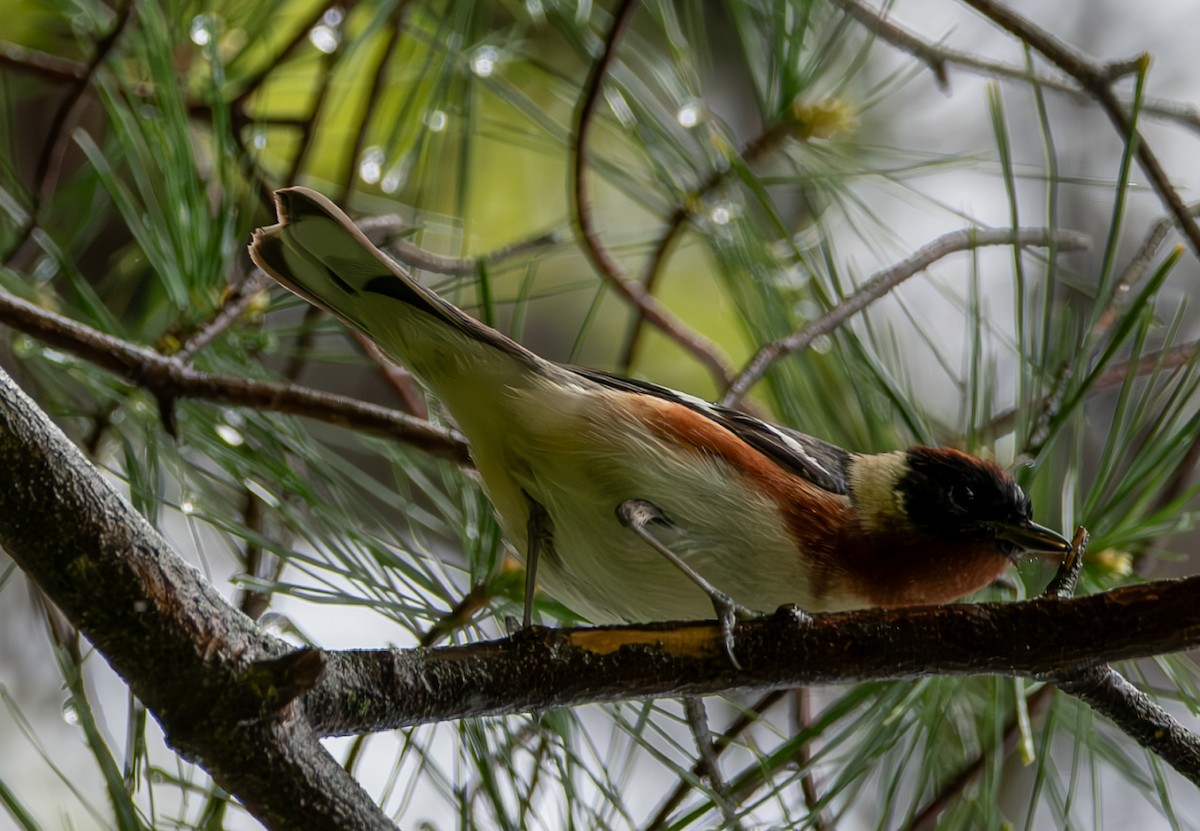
[4,2,133,268]
[281,303,323,385]
[791,688,828,830]
[982,201,1200,448]
[960,0,1200,263]
[906,686,1055,831]
[828,0,1200,133]
[1093,202,1200,339]
[684,697,745,831]
[177,271,272,360]
[645,691,786,831]
[571,0,735,387]
[33,2,132,190]
[1058,665,1200,786]
[721,226,1090,406]
[383,229,565,276]
[620,120,799,372]
[0,287,469,462]
[353,332,428,418]
[231,2,339,109]
[236,488,273,621]
[1091,338,1200,392]
[0,39,88,82]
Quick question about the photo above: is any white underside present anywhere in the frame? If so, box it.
[475,379,849,623]
[362,301,859,623]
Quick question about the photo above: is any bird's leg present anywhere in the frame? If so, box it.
[523,493,554,628]
[616,498,758,668]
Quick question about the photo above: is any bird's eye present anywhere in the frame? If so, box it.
[949,484,976,510]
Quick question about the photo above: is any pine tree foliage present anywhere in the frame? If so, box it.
[1,1,1199,828]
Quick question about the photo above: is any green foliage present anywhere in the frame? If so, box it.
[1,0,1198,828]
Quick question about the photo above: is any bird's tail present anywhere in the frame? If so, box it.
[249,187,547,404]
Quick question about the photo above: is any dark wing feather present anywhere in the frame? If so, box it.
[570,367,852,494]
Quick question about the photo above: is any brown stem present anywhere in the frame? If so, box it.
[721,226,1090,406]
[828,0,1200,133]
[0,286,469,462]
[644,691,786,830]
[959,0,1200,262]
[571,0,736,387]
[308,582,1200,785]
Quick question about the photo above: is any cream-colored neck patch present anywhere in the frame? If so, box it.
[848,451,912,532]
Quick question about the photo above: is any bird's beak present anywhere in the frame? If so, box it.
[993,519,1072,560]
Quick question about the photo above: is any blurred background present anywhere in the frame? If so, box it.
[2,0,1200,828]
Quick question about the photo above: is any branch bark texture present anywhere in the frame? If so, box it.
[4,361,1200,822]
[308,582,1200,736]
[0,367,393,830]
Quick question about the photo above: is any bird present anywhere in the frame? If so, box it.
[249,186,1072,646]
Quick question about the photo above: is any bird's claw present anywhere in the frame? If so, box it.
[709,589,761,670]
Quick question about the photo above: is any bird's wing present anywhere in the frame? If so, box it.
[569,368,852,494]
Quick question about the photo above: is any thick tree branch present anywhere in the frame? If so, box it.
[306,578,1200,783]
[5,357,1200,814]
[0,367,393,830]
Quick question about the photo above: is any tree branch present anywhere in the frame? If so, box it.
[5,357,1200,816]
[306,578,1200,785]
[0,286,469,462]
[1058,665,1200,785]
[571,0,736,387]
[960,0,1200,263]
[721,226,1091,406]
[0,367,394,830]
[829,0,1200,134]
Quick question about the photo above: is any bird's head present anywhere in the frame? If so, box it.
[850,446,1070,560]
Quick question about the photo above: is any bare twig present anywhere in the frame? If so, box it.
[1093,202,1200,339]
[645,691,788,831]
[382,229,564,276]
[1058,665,1200,787]
[721,226,1090,406]
[237,488,275,621]
[353,332,429,418]
[571,0,736,387]
[231,2,339,109]
[177,271,272,360]
[4,2,133,267]
[960,0,1200,263]
[829,0,1200,133]
[684,697,745,831]
[791,688,828,830]
[906,686,1055,831]
[0,286,469,462]
[0,39,88,82]
[1091,338,1200,392]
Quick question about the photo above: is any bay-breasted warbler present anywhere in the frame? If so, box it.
[250,187,1071,637]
